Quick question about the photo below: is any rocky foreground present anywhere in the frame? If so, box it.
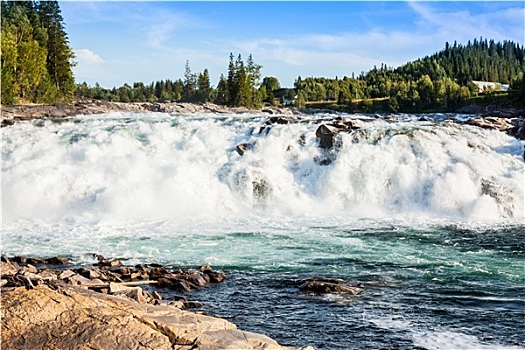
[1,256,368,350]
[2,284,313,350]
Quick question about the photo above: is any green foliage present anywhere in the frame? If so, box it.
[260,77,281,105]
[294,39,524,112]
[1,0,75,105]
[221,53,263,108]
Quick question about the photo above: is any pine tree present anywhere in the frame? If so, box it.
[233,54,249,107]
[226,53,236,106]
[197,69,212,103]
[246,54,262,108]
[37,0,75,102]
[215,74,228,105]
[183,60,196,102]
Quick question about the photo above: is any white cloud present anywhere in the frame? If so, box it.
[75,49,104,65]
[73,49,111,84]
[408,2,524,44]
[227,2,524,85]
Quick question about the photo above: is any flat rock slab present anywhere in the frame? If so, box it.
[1,285,310,350]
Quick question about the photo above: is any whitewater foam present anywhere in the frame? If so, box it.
[2,112,523,225]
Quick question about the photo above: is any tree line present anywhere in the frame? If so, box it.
[75,54,269,108]
[1,0,76,105]
[2,0,523,112]
[76,38,524,112]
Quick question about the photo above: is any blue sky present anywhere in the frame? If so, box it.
[61,1,525,88]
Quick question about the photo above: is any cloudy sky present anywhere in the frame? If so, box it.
[61,1,525,88]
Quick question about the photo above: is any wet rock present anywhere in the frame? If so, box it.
[315,124,340,149]
[14,274,35,289]
[149,266,169,277]
[203,269,227,283]
[480,179,514,217]
[508,117,525,140]
[315,119,358,149]
[152,290,163,301]
[1,118,15,127]
[77,267,102,280]
[11,256,27,264]
[236,142,254,156]
[46,256,70,265]
[179,271,208,287]
[184,301,204,309]
[157,277,194,292]
[266,116,296,125]
[20,272,45,286]
[26,257,45,265]
[299,277,364,295]
[96,259,123,268]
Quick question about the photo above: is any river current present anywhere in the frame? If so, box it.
[2,112,524,349]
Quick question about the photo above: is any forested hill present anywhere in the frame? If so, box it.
[296,39,525,112]
[1,0,76,105]
[390,39,524,85]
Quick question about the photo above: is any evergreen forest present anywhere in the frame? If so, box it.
[1,0,524,112]
[1,0,76,104]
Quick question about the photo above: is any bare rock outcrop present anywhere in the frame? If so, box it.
[467,116,514,132]
[1,285,311,350]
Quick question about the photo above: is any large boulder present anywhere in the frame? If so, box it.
[315,124,341,149]
[315,119,356,149]
[1,285,311,350]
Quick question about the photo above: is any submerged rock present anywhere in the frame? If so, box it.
[299,277,365,295]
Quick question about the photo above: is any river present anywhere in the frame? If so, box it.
[2,112,524,349]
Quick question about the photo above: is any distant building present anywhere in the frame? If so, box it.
[272,88,297,106]
[282,95,297,106]
[472,81,509,93]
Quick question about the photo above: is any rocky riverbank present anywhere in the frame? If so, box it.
[0,99,298,127]
[2,100,524,140]
[1,256,314,350]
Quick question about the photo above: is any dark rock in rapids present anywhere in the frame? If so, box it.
[236,142,254,156]
[315,118,358,149]
[299,277,365,295]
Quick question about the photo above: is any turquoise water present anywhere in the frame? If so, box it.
[2,112,524,349]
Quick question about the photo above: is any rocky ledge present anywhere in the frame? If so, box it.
[1,256,313,350]
[2,285,313,350]
[1,99,298,127]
